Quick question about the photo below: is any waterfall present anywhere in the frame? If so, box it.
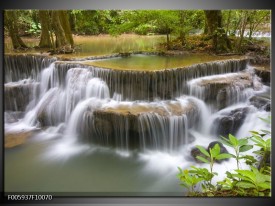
[4,54,56,83]
[53,58,248,101]
[86,78,110,99]
[187,71,259,110]
[138,114,188,152]
[4,54,270,155]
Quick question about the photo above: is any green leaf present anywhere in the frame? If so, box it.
[229,134,238,146]
[238,138,248,147]
[252,135,265,144]
[220,139,233,147]
[258,182,271,190]
[215,153,232,160]
[250,131,260,135]
[196,156,209,163]
[210,143,220,158]
[236,181,256,189]
[239,145,253,152]
[260,129,271,134]
[266,139,271,149]
[196,145,210,157]
[235,170,256,182]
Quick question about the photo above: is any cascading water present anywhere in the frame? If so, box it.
[4,54,270,194]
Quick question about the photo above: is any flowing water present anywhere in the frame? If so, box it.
[4,51,271,195]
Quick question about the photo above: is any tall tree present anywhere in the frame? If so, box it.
[38,10,52,48]
[247,10,270,39]
[58,10,74,46]
[52,10,67,48]
[51,10,74,50]
[204,10,231,53]
[5,10,28,49]
[236,10,249,52]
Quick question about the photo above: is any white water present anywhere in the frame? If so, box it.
[4,58,271,194]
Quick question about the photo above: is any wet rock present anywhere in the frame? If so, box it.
[80,100,199,150]
[249,96,271,111]
[215,107,250,137]
[254,68,270,85]
[65,58,248,101]
[247,53,270,65]
[5,131,33,148]
[5,82,39,112]
[189,72,253,110]
[4,112,25,123]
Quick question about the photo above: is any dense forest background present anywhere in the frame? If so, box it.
[4,10,270,56]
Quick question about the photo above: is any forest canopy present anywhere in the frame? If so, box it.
[4,10,271,54]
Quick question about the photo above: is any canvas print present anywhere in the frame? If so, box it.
[4,10,271,196]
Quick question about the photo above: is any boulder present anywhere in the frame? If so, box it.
[249,96,271,111]
[254,67,270,85]
[215,107,250,137]
[80,99,199,150]
[189,72,253,110]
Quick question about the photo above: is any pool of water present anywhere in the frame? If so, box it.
[4,132,189,195]
[85,54,240,71]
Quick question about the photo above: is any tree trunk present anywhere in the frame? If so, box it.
[51,10,67,48]
[5,10,28,49]
[38,10,52,48]
[237,11,248,52]
[225,10,231,35]
[204,10,231,53]
[58,10,74,47]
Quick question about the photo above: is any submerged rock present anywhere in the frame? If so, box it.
[5,130,34,148]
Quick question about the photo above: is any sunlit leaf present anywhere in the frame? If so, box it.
[216,153,232,160]
[196,145,210,157]
[196,156,209,163]
[239,145,253,152]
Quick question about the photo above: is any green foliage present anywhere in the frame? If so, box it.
[177,167,203,194]
[72,10,115,35]
[177,116,271,197]
[178,143,231,195]
[220,134,253,169]
[25,22,41,35]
